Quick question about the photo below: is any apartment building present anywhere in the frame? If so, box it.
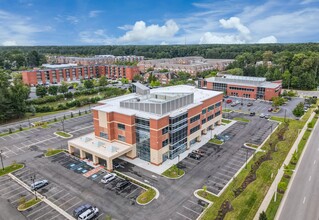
[143,71,178,84]
[138,56,234,76]
[47,55,144,66]
[199,73,282,100]
[68,83,223,170]
[22,64,140,85]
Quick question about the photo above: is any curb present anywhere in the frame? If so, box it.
[194,189,214,220]
[44,150,66,158]
[161,170,185,180]
[17,199,42,211]
[53,132,73,139]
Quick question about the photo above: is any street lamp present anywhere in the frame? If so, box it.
[0,150,4,171]
[30,175,37,200]
[61,119,65,132]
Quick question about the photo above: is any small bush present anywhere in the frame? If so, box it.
[277,181,287,194]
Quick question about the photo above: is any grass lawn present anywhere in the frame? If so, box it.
[222,119,232,124]
[137,188,156,204]
[233,117,250,123]
[18,198,41,211]
[198,189,217,202]
[201,109,313,220]
[55,131,72,138]
[223,109,232,113]
[45,149,66,157]
[209,138,224,145]
[162,165,185,178]
[0,164,24,176]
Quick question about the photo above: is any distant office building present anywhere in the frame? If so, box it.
[22,64,140,85]
[68,83,223,170]
[47,55,144,66]
[198,73,282,100]
[138,57,234,76]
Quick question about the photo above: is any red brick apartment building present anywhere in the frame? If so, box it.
[199,74,282,100]
[68,83,223,170]
[22,64,140,85]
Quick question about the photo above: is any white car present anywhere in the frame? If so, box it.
[78,207,99,220]
[31,180,48,190]
[260,113,265,118]
[101,173,117,184]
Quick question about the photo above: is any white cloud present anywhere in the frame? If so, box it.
[258,36,277,43]
[66,16,79,24]
[199,32,245,44]
[160,41,168,45]
[89,10,103,18]
[2,40,17,46]
[79,29,115,45]
[219,17,250,37]
[118,20,179,43]
[118,24,133,31]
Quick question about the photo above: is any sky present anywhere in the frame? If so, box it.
[0,0,318,46]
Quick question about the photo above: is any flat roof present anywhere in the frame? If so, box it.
[96,85,222,119]
[42,63,78,68]
[69,133,133,160]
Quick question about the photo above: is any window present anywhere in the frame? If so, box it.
[118,123,125,130]
[190,114,200,123]
[229,86,255,92]
[202,118,206,124]
[208,105,214,112]
[162,139,169,147]
[118,134,125,142]
[207,115,214,121]
[190,125,200,134]
[162,126,169,135]
[202,109,206,114]
[215,102,221,107]
[100,132,108,139]
[215,111,221,117]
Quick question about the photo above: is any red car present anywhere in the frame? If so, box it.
[226,99,232,104]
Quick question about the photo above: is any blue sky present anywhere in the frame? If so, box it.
[0,0,318,45]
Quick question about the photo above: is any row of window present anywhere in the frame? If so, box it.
[162,126,169,135]
[229,86,255,92]
[162,139,169,148]
[190,125,200,134]
[118,123,125,130]
[190,114,200,123]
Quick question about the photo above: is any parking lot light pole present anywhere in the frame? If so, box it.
[61,119,65,132]
[0,150,4,171]
[30,175,37,200]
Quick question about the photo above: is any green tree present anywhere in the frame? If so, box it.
[48,86,58,96]
[36,85,47,98]
[150,80,160,87]
[26,50,40,67]
[83,80,94,89]
[9,78,30,118]
[293,102,305,117]
[99,75,108,86]
[59,81,69,95]
[259,211,267,220]
[121,78,129,84]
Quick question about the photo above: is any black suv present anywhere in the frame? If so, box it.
[73,204,92,217]
[249,112,256,116]
[189,152,201,160]
[116,180,130,190]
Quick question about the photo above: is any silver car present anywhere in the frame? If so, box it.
[31,180,48,190]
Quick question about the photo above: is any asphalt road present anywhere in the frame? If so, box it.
[277,118,319,220]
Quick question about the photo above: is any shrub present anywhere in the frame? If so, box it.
[277,181,287,194]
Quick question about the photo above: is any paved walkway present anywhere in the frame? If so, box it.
[120,120,237,174]
[254,112,316,220]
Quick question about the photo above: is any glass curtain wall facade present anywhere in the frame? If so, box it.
[169,112,188,159]
[136,117,151,162]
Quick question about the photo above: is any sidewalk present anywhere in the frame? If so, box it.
[254,112,316,220]
[120,120,237,175]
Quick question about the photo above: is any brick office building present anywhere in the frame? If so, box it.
[198,74,282,100]
[68,83,223,170]
[22,64,140,85]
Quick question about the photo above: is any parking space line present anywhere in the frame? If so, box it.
[4,147,18,155]
[34,209,54,220]
[216,172,232,179]
[53,192,70,202]
[125,188,138,198]
[224,164,239,172]
[48,213,62,220]
[65,200,82,212]
[2,187,24,196]
[12,194,33,204]
[59,196,76,207]
[187,200,198,205]
[176,212,192,220]
[183,205,201,215]
[48,189,64,199]
[96,213,104,219]
[7,188,26,199]
[27,204,49,217]
[0,184,16,192]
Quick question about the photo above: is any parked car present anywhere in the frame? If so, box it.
[304,107,309,112]
[231,103,237,107]
[265,114,271,119]
[235,100,240,104]
[78,207,99,220]
[189,152,201,160]
[260,113,265,118]
[31,180,48,190]
[226,99,232,104]
[192,149,205,157]
[116,180,130,190]
[249,112,256,116]
[101,173,117,184]
[247,102,253,107]
[268,107,273,112]
[113,163,121,169]
[73,204,93,218]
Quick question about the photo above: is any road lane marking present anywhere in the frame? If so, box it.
[309,176,312,181]
[303,197,306,204]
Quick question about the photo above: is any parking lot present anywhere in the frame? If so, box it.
[51,152,145,203]
[223,96,304,119]
[0,174,67,220]
[11,166,108,220]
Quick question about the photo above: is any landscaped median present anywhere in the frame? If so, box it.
[17,197,42,211]
[54,131,73,138]
[233,117,250,123]
[113,171,159,205]
[222,119,232,124]
[45,149,66,157]
[162,164,185,179]
[209,138,224,145]
[265,113,319,219]
[199,108,313,220]
[0,163,24,176]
